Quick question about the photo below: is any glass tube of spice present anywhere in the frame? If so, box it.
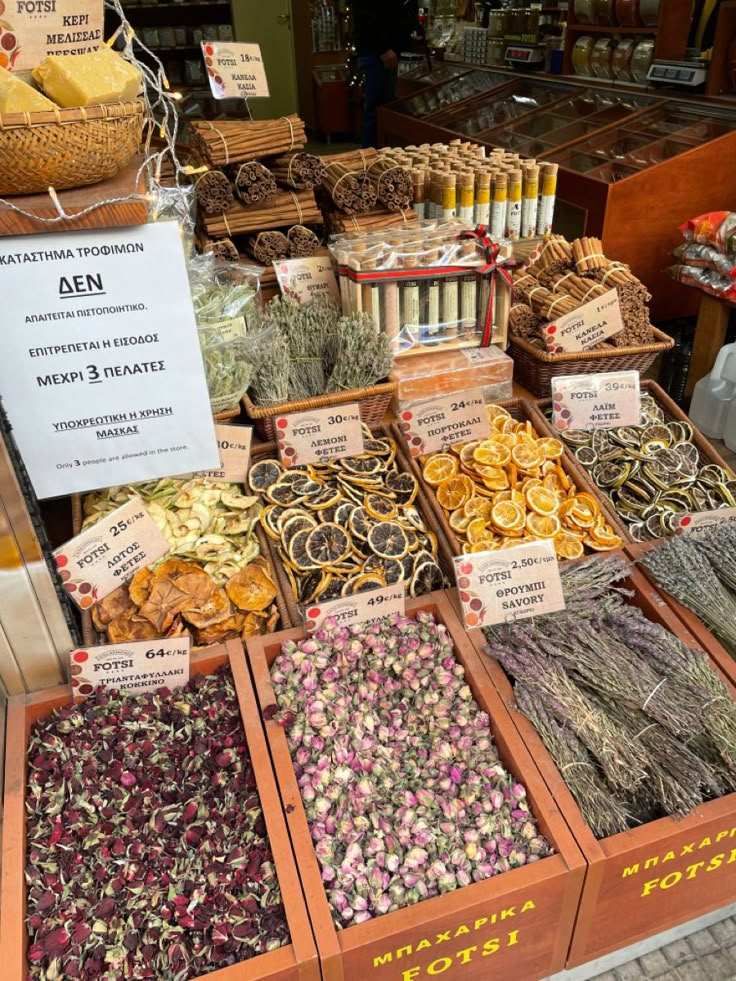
[400,253,421,349]
[383,239,401,353]
[412,169,426,220]
[458,171,475,224]
[521,165,539,238]
[506,169,522,240]
[443,173,457,220]
[460,241,478,338]
[475,170,491,226]
[491,172,507,239]
[539,163,558,234]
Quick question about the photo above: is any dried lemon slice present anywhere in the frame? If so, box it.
[423,454,458,485]
[410,560,444,596]
[288,529,322,571]
[437,475,475,510]
[526,486,559,516]
[365,493,398,521]
[305,524,352,566]
[248,459,283,493]
[526,513,561,538]
[368,522,409,560]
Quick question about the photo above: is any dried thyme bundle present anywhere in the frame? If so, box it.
[249,297,393,406]
[483,555,736,838]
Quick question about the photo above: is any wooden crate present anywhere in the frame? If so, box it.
[459,566,736,967]
[247,591,587,981]
[525,379,735,545]
[394,398,629,560]
[0,640,320,981]
[627,539,736,688]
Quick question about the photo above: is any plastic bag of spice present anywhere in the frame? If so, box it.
[665,263,736,302]
[188,253,273,414]
[673,242,736,280]
[679,211,736,256]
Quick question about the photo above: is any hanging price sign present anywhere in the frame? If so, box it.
[202,42,269,99]
[305,583,405,634]
[70,638,191,699]
[276,404,364,466]
[399,388,486,457]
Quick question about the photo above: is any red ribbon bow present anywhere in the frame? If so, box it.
[460,226,513,346]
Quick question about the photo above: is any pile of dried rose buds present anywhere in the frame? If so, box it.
[24,667,290,980]
[270,612,551,927]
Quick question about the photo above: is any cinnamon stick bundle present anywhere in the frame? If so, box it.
[204,238,240,263]
[366,158,413,211]
[321,148,378,171]
[287,225,321,258]
[573,237,607,274]
[324,206,418,236]
[190,115,306,168]
[232,161,278,206]
[204,190,321,238]
[246,231,290,264]
[270,152,326,190]
[194,170,234,217]
[322,161,378,215]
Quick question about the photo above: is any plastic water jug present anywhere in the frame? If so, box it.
[689,343,736,439]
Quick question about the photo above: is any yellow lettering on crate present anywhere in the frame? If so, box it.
[455,925,470,937]
[427,958,453,975]
[456,946,478,965]
[416,940,431,951]
[482,938,501,956]
[622,826,736,880]
[640,848,736,897]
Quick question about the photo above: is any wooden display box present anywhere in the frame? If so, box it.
[459,566,736,967]
[0,641,320,981]
[247,591,587,981]
[627,539,736,689]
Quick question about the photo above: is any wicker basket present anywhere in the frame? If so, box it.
[0,102,144,196]
[510,326,674,399]
[395,398,630,558]
[242,380,397,442]
[526,380,735,543]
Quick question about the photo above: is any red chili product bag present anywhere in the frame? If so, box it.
[679,211,736,256]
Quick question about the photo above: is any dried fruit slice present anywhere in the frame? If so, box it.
[151,558,193,581]
[511,443,544,471]
[128,569,153,607]
[305,523,352,566]
[491,500,526,533]
[459,441,481,465]
[526,512,561,539]
[554,533,584,560]
[182,587,232,628]
[138,579,192,632]
[248,459,283,493]
[267,482,307,506]
[335,501,356,526]
[364,493,398,521]
[466,517,489,545]
[226,566,278,611]
[473,441,511,467]
[107,614,159,644]
[346,573,387,595]
[410,561,444,596]
[93,585,136,627]
[349,506,372,541]
[176,571,217,609]
[464,497,494,520]
[364,555,405,585]
[423,454,458,486]
[368,522,409,560]
[385,471,418,505]
[449,509,471,534]
[260,505,284,540]
[287,529,321,571]
[526,486,559,516]
[437,475,475,511]
[537,438,565,460]
[342,456,382,476]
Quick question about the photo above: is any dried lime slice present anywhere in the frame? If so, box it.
[305,523,352,566]
[410,561,444,596]
[248,459,283,494]
[368,522,409,560]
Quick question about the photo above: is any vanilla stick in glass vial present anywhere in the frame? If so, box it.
[361,257,381,329]
[442,173,457,220]
[426,248,442,345]
[521,165,539,239]
[383,240,401,352]
[412,169,426,220]
[348,243,366,314]
[458,171,475,224]
[399,253,421,349]
[442,261,460,342]
[490,172,507,240]
[540,163,558,234]
[460,241,478,339]
[474,170,491,227]
[506,169,522,241]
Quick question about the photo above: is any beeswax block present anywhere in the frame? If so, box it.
[391,346,513,402]
[0,67,56,112]
[33,48,142,108]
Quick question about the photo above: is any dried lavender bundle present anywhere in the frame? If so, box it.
[640,537,736,656]
[24,668,290,979]
[270,613,552,927]
[692,524,736,594]
[513,684,632,837]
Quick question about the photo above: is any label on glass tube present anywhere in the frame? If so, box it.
[70,638,191,700]
[454,540,565,629]
[399,388,486,457]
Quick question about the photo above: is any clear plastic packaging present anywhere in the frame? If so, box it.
[592,38,615,78]
[391,345,513,402]
[328,220,512,358]
[673,243,736,278]
[188,254,269,413]
[665,264,736,302]
[631,39,654,81]
[148,182,196,257]
[572,36,595,75]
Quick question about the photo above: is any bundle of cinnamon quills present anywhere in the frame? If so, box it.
[190,116,306,167]
[510,235,655,350]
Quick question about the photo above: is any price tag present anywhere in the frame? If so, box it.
[399,388,487,457]
[678,508,736,535]
[10,0,103,70]
[196,423,252,483]
[552,371,641,432]
[55,498,169,608]
[454,540,565,629]
[274,257,340,306]
[70,638,191,699]
[543,289,624,354]
[276,404,364,467]
[202,42,269,99]
[305,583,405,634]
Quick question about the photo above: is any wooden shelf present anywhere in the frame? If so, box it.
[123,1,229,7]
[566,22,656,33]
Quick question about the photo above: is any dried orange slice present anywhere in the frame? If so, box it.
[526,486,559,516]
[492,432,517,449]
[526,512,561,539]
[464,497,494,520]
[486,404,511,425]
[512,443,545,470]
[491,500,525,533]
[554,533,585,560]
[449,509,471,534]
[573,492,601,516]
[459,441,482,465]
[423,454,458,485]
[466,517,489,545]
[537,437,565,460]
[473,441,511,467]
[589,524,623,548]
[437,475,475,510]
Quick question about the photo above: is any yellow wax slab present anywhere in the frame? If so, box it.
[32,48,142,108]
[0,67,56,112]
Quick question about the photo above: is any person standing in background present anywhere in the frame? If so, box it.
[354,0,418,148]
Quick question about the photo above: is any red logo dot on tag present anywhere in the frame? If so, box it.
[402,411,413,421]
[546,325,557,335]
[73,650,89,663]
[681,516,692,527]
[56,554,68,568]
[277,418,288,430]
[460,562,473,576]
[308,608,320,619]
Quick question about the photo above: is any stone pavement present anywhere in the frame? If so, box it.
[590,915,736,981]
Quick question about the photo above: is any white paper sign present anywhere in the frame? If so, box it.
[543,289,624,354]
[276,404,364,466]
[305,583,406,634]
[398,388,486,457]
[55,497,169,607]
[7,0,103,71]
[0,223,220,498]
[196,424,252,483]
[679,508,736,535]
[454,540,565,628]
[274,257,340,306]
[70,638,191,699]
[552,371,641,432]
[202,42,269,99]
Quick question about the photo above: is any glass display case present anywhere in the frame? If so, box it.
[428,79,574,139]
[390,69,509,119]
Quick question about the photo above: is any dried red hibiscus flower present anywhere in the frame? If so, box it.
[24,667,290,980]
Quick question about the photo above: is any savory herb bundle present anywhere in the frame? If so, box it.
[483,555,736,838]
[249,298,393,407]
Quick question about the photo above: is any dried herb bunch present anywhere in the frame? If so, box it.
[25,668,290,980]
[640,527,736,657]
[484,555,736,838]
[249,298,393,407]
[270,612,552,928]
